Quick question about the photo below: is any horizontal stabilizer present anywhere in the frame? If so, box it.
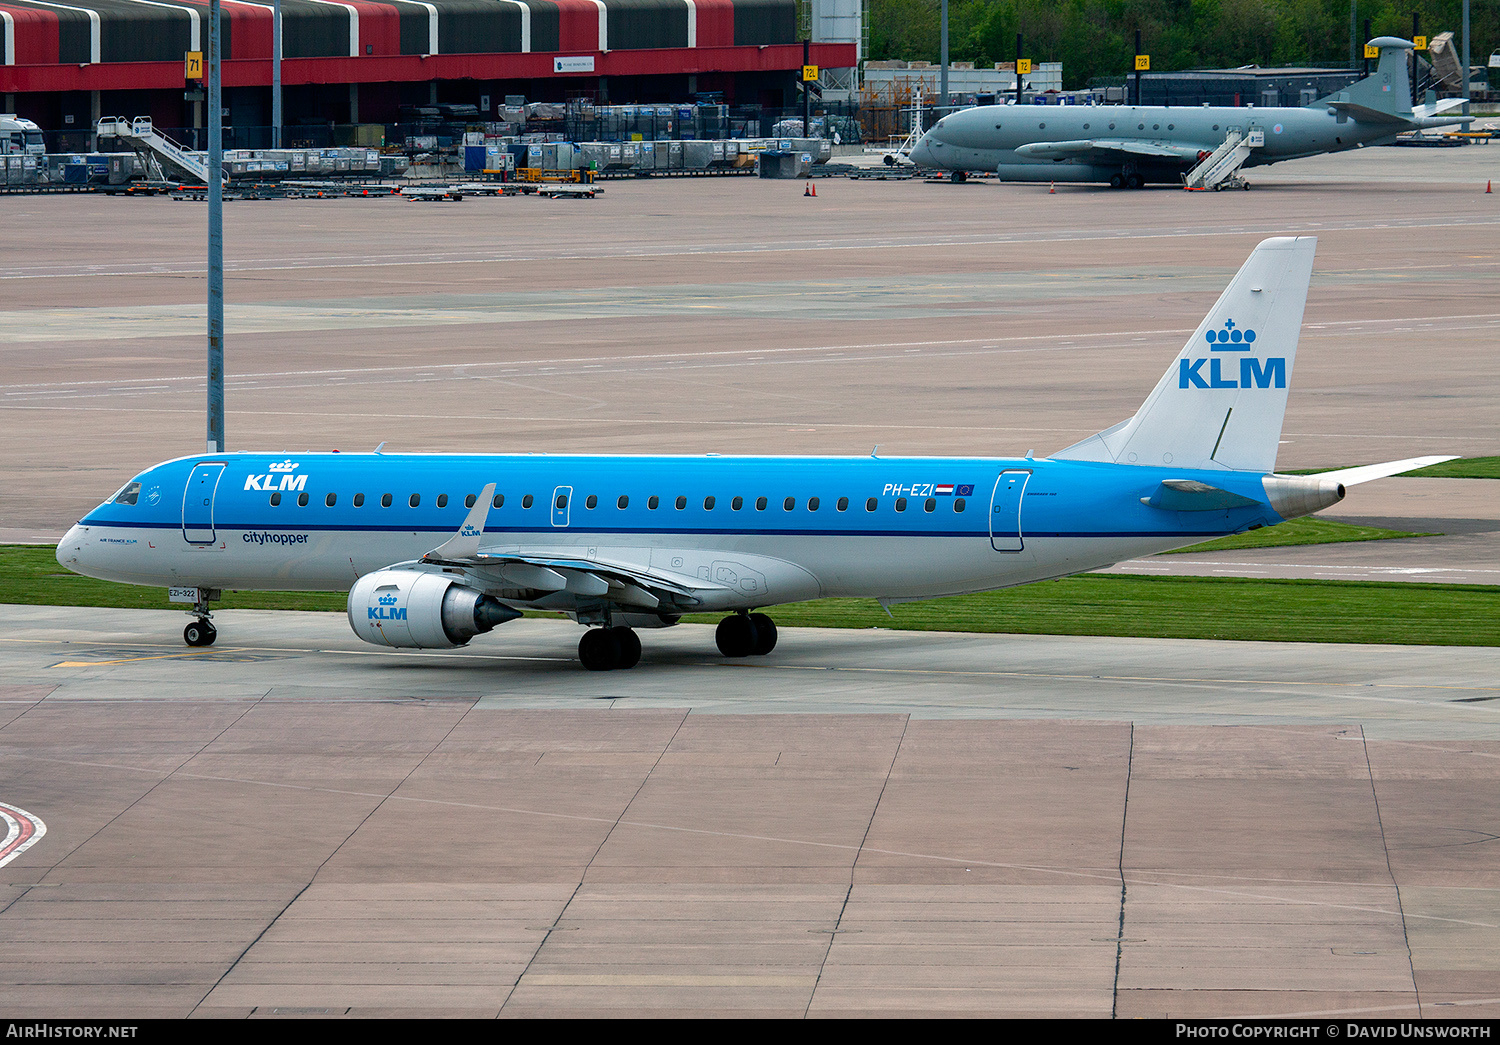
[1325,100,1409,124]
[1306,455,1459,486]
[1142,479,1263,512]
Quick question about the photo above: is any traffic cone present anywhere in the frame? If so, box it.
[804,183,811,196]
[1488,180,1493,193]
[1049,181,1055,194]
[810,182,817,197]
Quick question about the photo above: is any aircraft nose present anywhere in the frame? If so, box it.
[910,133,937,167]
[56,524,87,572]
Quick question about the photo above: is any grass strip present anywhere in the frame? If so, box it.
[9,546,1496,647]
[684,574,1500,647]
[1158,516,1433,555]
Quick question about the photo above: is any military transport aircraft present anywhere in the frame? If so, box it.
[909,38,1470,188]
[58,236,1453,670]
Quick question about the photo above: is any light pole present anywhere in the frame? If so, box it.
[207,0,224,454]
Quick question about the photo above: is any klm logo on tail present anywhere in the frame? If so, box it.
[1180,319,1285,389]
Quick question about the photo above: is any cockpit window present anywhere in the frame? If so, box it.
[113,482,141,505]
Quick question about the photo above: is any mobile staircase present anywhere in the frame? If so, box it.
[1183,127,1263,191]
[97,117,224,186]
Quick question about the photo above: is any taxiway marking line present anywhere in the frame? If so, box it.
[3,215,1498,280]
[0,802,47,868]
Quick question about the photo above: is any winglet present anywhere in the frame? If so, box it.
[426,482,496,561]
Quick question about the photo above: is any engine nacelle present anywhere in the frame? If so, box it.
[349,569,520,649]
[1261,474,1346,520]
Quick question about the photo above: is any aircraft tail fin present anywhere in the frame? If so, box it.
[1053,236,1317,473]
[1315,37,1417,119]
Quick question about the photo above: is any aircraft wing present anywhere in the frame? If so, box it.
[1014,139,1202,162]
[421,550,723,610]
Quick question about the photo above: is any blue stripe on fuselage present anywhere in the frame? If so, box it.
[81,452,1285,539]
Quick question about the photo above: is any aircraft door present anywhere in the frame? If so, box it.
[989,470,1031,552]
[551,485,572,527]
[182,462,226,544]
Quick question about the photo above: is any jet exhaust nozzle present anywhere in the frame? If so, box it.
[1261,475,1346,520]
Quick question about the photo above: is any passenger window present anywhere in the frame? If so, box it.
[493,494,504,509]
[756,497,767,511]
[954,498,966,512]
[270,492,282,506]
[732,496,743,510]
[783,497,795,511]
[808,497,819,511]
[381,493,393,508]
[354,493,365,507]
[866,497,878,511]
[114,482,141,505]
[704,496,715,510]
[675,495,687,510]
[837,497,848,511]
[896,497,907,512]
[924,498,936,513]
[522,494,534,509]
[585,494,597,509]
[556,493,568,509]
[435,494,447,508]
[617,495,629,509]
[409,493,421,508]
[326,492,337,507]
[464,494,476,509]
[298,492,310,507]
[648,495,659,509]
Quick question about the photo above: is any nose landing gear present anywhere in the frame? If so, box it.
[181,589,219,647]
[184,618,217,647]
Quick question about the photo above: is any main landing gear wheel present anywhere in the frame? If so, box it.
[748,613,777,656]
[578,627,641,671]
[612,627,642,669]
[1125,173,1143,190]
[950,170,967,183]
[1109,173,1124,189]
[716,614,778,658]
[183,620,217,647]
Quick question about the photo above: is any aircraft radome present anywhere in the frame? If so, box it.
[59,236,1454,670]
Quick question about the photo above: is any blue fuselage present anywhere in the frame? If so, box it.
[62,452,1285,605]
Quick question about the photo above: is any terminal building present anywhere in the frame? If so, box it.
[0,0,857,146]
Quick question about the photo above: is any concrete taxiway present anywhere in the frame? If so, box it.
[1,607,1498,1017]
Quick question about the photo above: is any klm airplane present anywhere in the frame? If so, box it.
[910,38,1469,187]
[58,237,1451,670]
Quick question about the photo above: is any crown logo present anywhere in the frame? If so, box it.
[378,593,399,606]
[1205,318,1256,351]
[268,459,299,473]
